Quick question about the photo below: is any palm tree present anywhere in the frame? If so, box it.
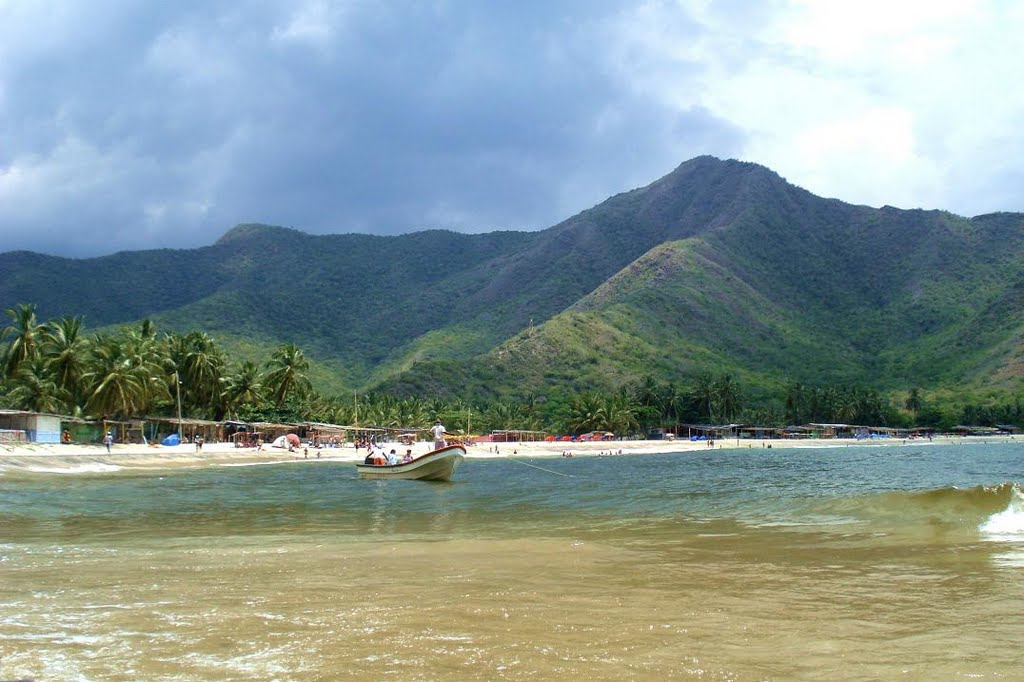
[1,303,43,379]
[320,394,353,426]
[905,388,923,423]
[85,334,148,419]
[483,400,527,432]
[122,324,171,418]
[179,332,226,416]
[632,375,667,430]
[397,396,429,429]
[42,315,90,413]
[603,390,640,435]
[692,373,717,424]
[784,382,806,425]
[568,392,606,434]
[663,382,690,433]
[6,356,65,413]
[265,343,312,408]
[714,374,742,423]
[221,360,264,419]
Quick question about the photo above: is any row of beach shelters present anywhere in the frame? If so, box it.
[0,409,470,448]
[0,410,363,447]
[779,424,923,439]
[670,424,808,440]
[666,423,915,441]
[674,424,744,440]
[104,418,369,448]
[950,424,1018,436]
[804,423,913,439]
[233,421,391,447]
[656,425,790,440]
[0,409,148,445]
[0,409,110,444]
[476,429,548,443]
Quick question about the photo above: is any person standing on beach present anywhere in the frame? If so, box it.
[104,431,113,453]
[431,420,447,450]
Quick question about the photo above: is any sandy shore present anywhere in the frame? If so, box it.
[0,434,1015,472]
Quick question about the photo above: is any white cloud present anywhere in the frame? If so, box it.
[0,137,121,216]
[601,0,1024,213]
[775,0,976,62]
[271,0,339,48]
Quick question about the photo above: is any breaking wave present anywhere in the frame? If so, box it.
[806,483,1023,533]
[979,485,1024,538]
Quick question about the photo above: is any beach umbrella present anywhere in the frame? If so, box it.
[286,433,301,447]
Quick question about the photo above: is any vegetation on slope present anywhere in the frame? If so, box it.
[4,303,1024,433]
[3,156,1024,416]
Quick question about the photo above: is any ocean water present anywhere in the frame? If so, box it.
[2,441,1023,680]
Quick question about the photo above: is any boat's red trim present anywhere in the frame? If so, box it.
[356,445,466,469]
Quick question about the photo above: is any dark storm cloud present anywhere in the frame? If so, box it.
[0,1,744,257]
[18,3,1020,258]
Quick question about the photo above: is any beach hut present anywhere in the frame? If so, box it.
[0,409,64,444]
[250,421,303,444]
[230,431,262,448]
[488,429,548,443]
[303,421,351,447]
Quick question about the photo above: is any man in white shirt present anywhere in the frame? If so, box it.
[430,420,447,450]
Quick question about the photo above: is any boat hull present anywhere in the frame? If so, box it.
[355,445,466,481]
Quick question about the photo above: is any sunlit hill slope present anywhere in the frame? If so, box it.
[3,156,1024,400]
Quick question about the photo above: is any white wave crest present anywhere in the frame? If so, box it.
[979,486,1024,538]
[24,463,124,474]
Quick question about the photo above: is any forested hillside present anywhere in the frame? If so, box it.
[3,156,1024,409]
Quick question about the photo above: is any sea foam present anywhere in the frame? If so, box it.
[979,486,1024,538]
[23,463,123,474]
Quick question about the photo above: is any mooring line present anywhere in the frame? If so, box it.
[505,456,577,478]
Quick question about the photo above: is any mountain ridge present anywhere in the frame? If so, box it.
[3,156,1024,401]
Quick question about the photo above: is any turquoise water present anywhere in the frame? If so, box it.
[2,441,1024,680]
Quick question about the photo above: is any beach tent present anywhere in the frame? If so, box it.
[271,435,288,448]
[162,433,181,446]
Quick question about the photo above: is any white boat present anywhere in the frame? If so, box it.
[355,444,465,481]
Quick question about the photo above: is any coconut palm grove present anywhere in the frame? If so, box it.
[2,303,1020,440]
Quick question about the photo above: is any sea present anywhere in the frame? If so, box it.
[1,441,1023,680]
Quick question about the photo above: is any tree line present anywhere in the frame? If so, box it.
[1,303,1020,434]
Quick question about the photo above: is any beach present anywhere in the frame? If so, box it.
[0,433,1001,473]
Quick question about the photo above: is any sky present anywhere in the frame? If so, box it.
[2,0,1023,258]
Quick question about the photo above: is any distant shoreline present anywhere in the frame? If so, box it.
[1,435,1019,473]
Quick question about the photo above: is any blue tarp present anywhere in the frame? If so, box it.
[162,433,181,446]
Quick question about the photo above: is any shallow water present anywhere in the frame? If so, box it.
[2,442,1023,680]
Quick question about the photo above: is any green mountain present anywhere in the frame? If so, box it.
[3,156,1024,400]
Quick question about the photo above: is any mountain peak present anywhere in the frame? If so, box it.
[214,223,306,246]
[663,156,784,187]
